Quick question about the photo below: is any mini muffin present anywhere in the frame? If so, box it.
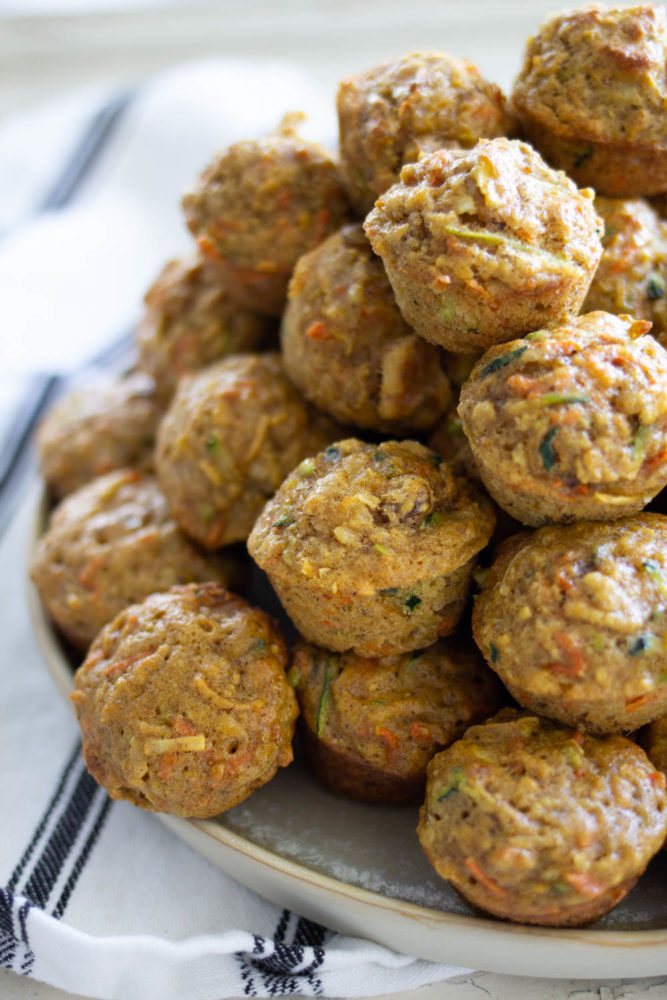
[418,710,667,926]
[247,438,495,656]
[136,252,272,401]
[290,636,504,803]
[182,115,350,316]
[155,353,340,549]
[458,312,667,525]
[36,373,162,500]
[30,470,235,650]
[281,224,451,432]
[583,198,667,339]
[71,583,298,818]
[364,138,602,354]
[510,4,667,197]
[472,515,667,733]
[337,51,508,215]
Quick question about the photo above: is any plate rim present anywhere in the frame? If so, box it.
[25,480,667,979]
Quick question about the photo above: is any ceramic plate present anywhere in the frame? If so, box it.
[26,484,667,979]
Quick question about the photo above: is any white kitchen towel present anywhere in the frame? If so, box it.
[0,61,471,999]
[0,57,336,374]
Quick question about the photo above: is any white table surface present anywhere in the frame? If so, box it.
[2,3,667,998]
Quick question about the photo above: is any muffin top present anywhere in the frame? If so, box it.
[337,51,508,212]
[281,224,451,431]
[292,636,503,773]
[37,372,162,500]
[248,438,495,594]
[458,312,667,512]
[418,709,667,921]
[182,117,349,275]
[511,3,667,147]
[71,583,297,817]
[583,197,667,335]
[156,352,340,548]
[137,252,270,399]
[473,515,667,718]
[364,138,602,322]
[30,469,234,649]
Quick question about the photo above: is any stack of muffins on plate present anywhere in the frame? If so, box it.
[31,2,667,928]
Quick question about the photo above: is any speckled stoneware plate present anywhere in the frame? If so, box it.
[27,484,667,979]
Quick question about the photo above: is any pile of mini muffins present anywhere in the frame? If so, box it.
[30,2,667,929]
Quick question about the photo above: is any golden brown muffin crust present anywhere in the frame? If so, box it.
[30,470,235,650]
[418,710,667,926]
[248,438,495,655]
[136,253,271,400]
[458,312,667,525]
[37,373,162,501]
[71,583,298,818]
[583,197,667,337]
[512,4,667,147]
[510,4,667,196]
[290,637,503,803]
[337,51,508,214]
[281,224,451,432]
[472,515,667,733]
[364,138,602,353]
[155,352,341,548]
[182,117,350,315]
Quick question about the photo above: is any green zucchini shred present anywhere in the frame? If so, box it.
[316,661,334,737]
[647,274,665,300]
[573,144,594,169]
[481,346,528,377]
[437,767,465,801]
[297,457,316,477]
[539,393,589,406]
[404,594,422,614]
[539,426,559,471]
[629,635,655,655]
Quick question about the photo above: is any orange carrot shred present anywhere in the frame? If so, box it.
[157,750,179,781]
[173,715,197,737]
[464,857,508,896]
[376,726,399,754]
[625,693,652,712]
[564,871,605,897]
[102,647,157,676]
[306,320,332,341]
[552,632,586,677]
[78,555,105,590]
[410,721,433,741]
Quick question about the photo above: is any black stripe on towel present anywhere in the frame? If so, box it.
[0,889,35,976]
[237,909,329,996]
[51,793,112,919]
[21,762,102,909]
[293,916,327,994]
[37,91,131,214]
[5,742,81,893]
